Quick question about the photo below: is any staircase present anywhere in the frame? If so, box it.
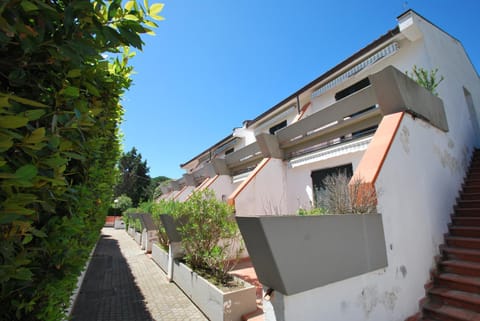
[409,149,480,321]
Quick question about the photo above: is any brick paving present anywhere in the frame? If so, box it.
[71,228,207,321]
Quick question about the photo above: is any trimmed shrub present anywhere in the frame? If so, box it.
[0,1,163,319]
[177,189,240,285]
[152,190,242,285]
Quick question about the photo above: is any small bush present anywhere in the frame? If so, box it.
[406,65,444,96]
[178,189,240,285]
[149,190,243,285]
[315,173,378,214]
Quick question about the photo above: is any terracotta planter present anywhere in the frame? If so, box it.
[236,214,388,295]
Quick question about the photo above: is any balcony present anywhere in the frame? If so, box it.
[223,65,447,171]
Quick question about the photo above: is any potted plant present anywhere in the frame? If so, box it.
[236,174,388,296]
[156,190,257,321]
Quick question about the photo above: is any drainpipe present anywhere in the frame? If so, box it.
[296,95,301,114]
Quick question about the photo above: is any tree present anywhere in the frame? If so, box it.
[113,194,133,214]
[115,147,151,206]
[147,175,171,200]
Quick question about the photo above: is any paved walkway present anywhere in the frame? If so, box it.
[71,228,208,321]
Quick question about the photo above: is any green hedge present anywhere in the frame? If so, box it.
[0,1,163,320]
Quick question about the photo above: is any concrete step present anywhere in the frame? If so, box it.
[429,288,480,313]
[456,200,480,209]
[459,192,480,201]
[464,175,480,182]
[442,246,480,263]
[441,260,480,277]
[449,226,480,238]
[454,207,480,217]
[452,217,480,227]
[446,236,480,250]
[434,273,480,294]
[423,302,480,321]
[462,185,480,194]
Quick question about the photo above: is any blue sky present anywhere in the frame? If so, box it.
[121,0,480,179]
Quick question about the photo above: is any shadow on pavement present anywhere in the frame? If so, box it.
[71,233,154,321]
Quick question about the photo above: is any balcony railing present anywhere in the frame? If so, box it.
[225,141,262,172]
[184,65,447,180]
[277,85,382,158]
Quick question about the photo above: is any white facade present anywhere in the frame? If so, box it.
[261,12,480,321]
[204,174,237,201]
[164,10,480,321]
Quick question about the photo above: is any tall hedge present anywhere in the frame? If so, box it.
[0,1,163,320]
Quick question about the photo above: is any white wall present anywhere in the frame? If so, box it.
[207,175,236,201]
[235,159,288,216]
[416,14,480,148]
[175,186,195,202]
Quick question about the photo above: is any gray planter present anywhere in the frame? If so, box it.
[141,229,147,250]
[134,231,142,245]
[143,230,159,253]
[151,243,169,273]
[159,214,183,243]
[159,214,185,259]
[172,260,257,321]
[128,226,135,237]
[114,218,125,229]
[236,214,388,295]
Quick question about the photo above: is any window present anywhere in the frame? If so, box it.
[335,77,370,101]
[225,148,234,155]
[311,164,353,192]
[269,120,287,135]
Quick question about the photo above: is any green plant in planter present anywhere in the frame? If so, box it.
[297,207,326,216]
[405,65,444,96]
[176,189,240,285]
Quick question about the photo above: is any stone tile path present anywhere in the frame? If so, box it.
[71,227,207,321]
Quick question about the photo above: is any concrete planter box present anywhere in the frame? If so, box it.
[172,260,257,321]
[159,214,183,243]
[142,230,159,253]
[151,243,169,273]
[134,231,142,245]
[141,229,147,250]
[114,218,125,229]
[128,226,135,237]
[236,214,388,295]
